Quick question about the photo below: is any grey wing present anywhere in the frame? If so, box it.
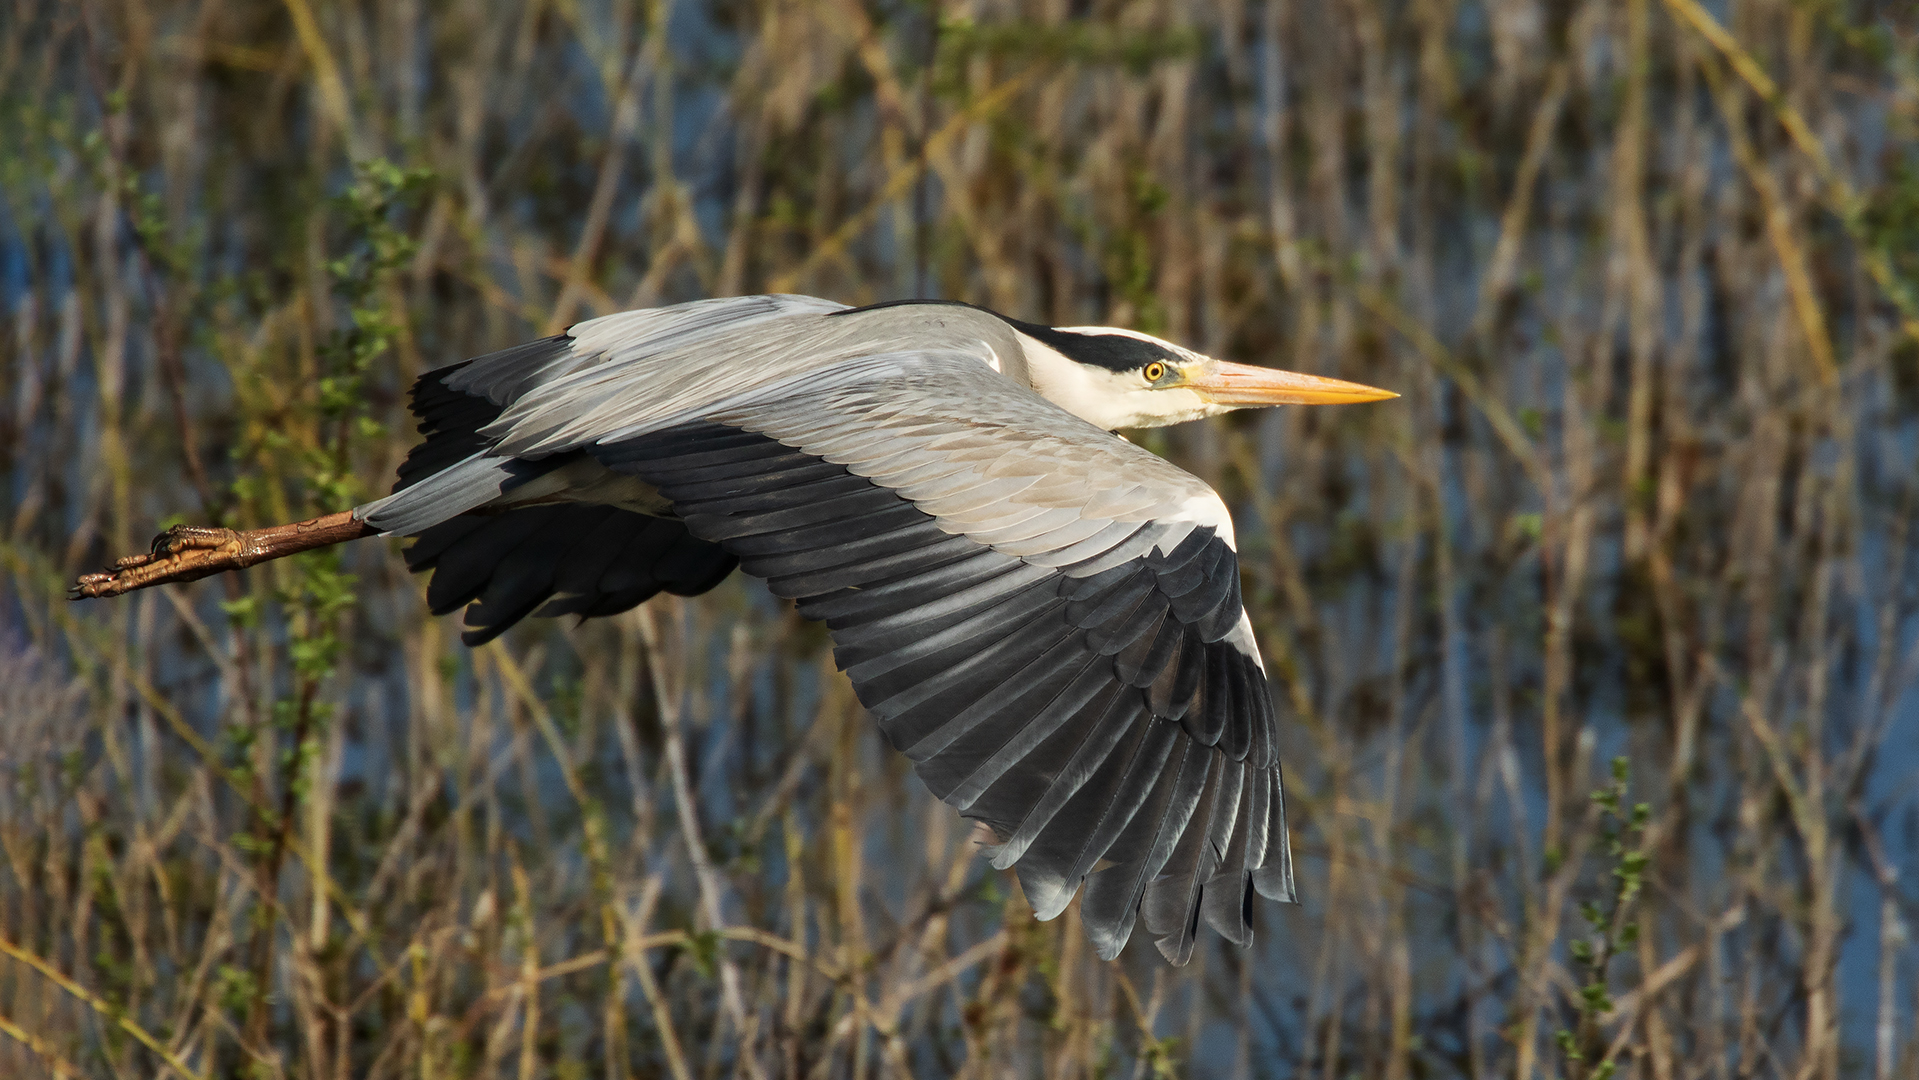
[371,295,846,642]
[583,356,1295,963]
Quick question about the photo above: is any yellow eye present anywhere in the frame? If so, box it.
[1143,362,1167,383]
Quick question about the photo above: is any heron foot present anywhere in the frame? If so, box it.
[71,525,253,598]
[70,512,376,600]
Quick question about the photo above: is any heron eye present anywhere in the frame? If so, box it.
[1143,362,1167,383]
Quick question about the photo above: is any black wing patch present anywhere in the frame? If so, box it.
[395,358,737,645]
[592,421,1295,963]
[393,340,564,494]
[406,505,737,646]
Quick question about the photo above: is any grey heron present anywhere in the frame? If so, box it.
[74,294,1395,964]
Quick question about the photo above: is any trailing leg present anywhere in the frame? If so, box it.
[71,511,375,599]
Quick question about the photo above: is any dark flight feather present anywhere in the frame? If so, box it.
[581,419,1288,960]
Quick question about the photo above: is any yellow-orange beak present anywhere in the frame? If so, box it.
[1185,361,1398,406]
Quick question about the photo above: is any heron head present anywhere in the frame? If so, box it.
[1004,322,1398,431]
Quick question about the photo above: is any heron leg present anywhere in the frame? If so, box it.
[71,511,376,599]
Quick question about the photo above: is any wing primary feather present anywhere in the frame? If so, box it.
[874,630,1088,756]
[1150,534,1230,598]
[1141,758,1228,935]
[1200,768,1261,946]
[1167,558,1241,639]
[1250,767,1298,903]
[1005,700,1156,920]
[1243,766,1273,871]
[834,578,1061,672]
[1142,754,1236,964]
[909,652,1106,802]
[944,665,1120,810]
[1043,717,1182,893]
[841,586,1065,684]
[797,551,1017,623]
[1188,648,1233,745]
[743,519,953,579]
[862,615,1082,730]
[763,534,979,599]
[1142,627,1197,720]
[1217,659,1261,759]
[993,692,1149,873]
[721,502,928,555]
[895,632,1095,763]
[1067,562,1144,603]
[1249,687,1276,769]
[827,564,1055,653]
[670,472,876,517]
[1079,740,1213,961]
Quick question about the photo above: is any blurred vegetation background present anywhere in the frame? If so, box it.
[3,0,1918,1077]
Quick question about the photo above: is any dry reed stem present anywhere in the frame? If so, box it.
[1663,0,1919,345]
[0,930,207,1080]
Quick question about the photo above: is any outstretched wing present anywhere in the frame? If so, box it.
[591,354,1294,963]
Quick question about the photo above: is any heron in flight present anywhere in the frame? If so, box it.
[75,294,1395,963]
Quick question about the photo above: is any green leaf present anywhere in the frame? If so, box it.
[685,928,721,980]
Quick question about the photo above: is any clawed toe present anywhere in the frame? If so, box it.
[151,524,239,556]
[70,525,247,599]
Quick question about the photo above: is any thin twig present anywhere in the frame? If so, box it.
[635,599,769,1080]
[0,931,209,1080]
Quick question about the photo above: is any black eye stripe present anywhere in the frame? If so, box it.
[1001,321,1183,373]
[827,300,1188,376]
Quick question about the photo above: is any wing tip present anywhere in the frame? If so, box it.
[1251,863,1298,904]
